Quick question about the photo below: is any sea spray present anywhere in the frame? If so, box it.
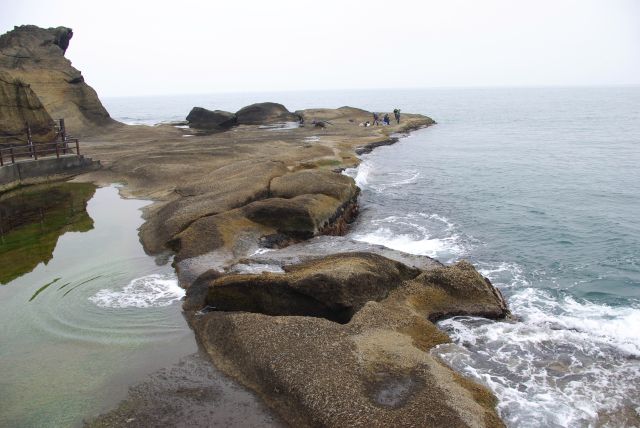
[89,273,184,309]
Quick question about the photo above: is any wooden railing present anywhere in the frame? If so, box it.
[0,119,81,167]
[0,139,80,166]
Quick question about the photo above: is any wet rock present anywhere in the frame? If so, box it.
[85,352,282,428]
[186,107,237,130]
[409,260,511,321]
[197,252,419,323]
[0,25,117,135]
[241,236,443,271]
[189,255,508,427]
[236,102,298,125]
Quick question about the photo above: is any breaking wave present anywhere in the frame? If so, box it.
[89,274,184,309]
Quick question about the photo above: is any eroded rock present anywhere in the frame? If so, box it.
[236,102,298,125]
[199,253,419,323]
[0,25,117,134]
[186,107,237,130]
[0,70,55,144]
[188,254,509,427]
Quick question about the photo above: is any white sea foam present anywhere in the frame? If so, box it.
[433,279,640,427]
[89,274,184,309]
[353,161,371,187]
[370,170,420,192]
[351,212,466,261]
[477,261,530,289]
[352,227,463,258]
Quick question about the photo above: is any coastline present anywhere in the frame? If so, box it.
[4,23,640,428]
[74,112,508,427]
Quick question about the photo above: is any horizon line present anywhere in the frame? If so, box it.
[101,83,640,99]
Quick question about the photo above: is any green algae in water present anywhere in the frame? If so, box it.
[0,182,96,284]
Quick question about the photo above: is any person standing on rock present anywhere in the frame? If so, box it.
[393,108,401,124]
[373,112,379,126]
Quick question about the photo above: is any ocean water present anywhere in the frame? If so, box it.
[103,87,640,427]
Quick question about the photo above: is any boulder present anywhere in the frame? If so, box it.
[0,70,55,144]
[189,255,509,427]
[186,107,236,130]
[0,25,118,135]
[235,102,298,125]
[164,170,359,264]
[202,253,420,322]
[243,193,355,239]
[410,260,510,321]
[270,169,359,201]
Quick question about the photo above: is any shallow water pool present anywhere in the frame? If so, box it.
[0,184,196,427]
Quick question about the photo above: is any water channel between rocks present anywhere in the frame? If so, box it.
[0,183,278,427]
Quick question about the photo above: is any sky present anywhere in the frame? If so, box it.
[1,0,639,97]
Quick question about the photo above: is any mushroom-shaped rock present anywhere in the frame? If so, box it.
[235,102,298,125]
[186,107,237,130]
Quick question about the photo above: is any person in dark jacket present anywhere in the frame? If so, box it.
[393,108,401,124]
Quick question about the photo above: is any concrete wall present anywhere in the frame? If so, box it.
[0,155,100,192]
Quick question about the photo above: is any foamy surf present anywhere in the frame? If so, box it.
[352,227,462,259]
[433,270,640,427]
[89,274,184,308]
[350,213,466,262]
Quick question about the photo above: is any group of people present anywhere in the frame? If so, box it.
[366,108,401,127]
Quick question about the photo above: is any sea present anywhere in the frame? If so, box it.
[103,87,640,428]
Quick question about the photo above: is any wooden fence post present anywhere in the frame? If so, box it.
[60,118,66,142]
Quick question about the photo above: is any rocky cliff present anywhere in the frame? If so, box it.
[0,25,118,136]
[0,70,55,144]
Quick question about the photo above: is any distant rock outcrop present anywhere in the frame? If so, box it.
[186,107,237,130]
[0,70,55,144]
[0,25,118,135]
[235,102,298,125]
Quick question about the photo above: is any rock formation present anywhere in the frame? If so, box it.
[0,25,118,135]
[186,107,236,130]
[0,70,55,144]
[185,102,301,131]
[187,255,510,427]
[78,105,502,426]
[235,102,299,125]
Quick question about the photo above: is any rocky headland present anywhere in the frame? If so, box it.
[0,25,119,137]
[1,24,510,428]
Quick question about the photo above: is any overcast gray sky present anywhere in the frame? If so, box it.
[2,0,639,97]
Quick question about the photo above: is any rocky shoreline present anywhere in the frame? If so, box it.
[1,25,510,427]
